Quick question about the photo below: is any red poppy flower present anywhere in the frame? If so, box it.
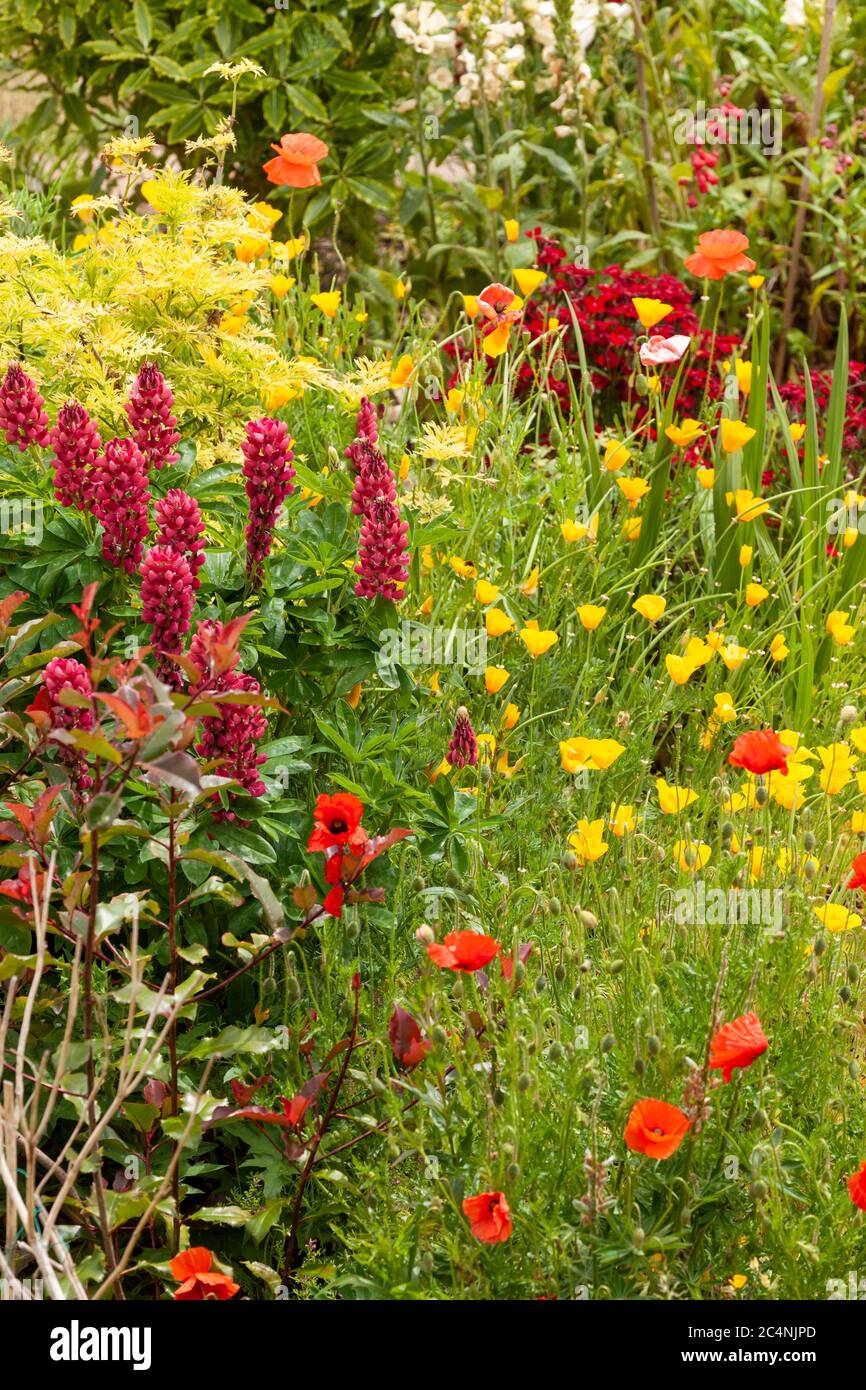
[728,730,791,777]
[624,1098,691,1159]
[462,1190,512,1243]
[389,1004,432,1068]
[848,1161,866,1210]
[263,132,329,188]
[477,282,520,320]
[307,792,364,851]
[708,1011,768,1083]
[683,228,756,280]
[847,852,866,890]
[427,930,502,973]
[169,1247,239,1301]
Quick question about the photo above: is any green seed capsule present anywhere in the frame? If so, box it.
[634,1056,645,1075]
[803,832,817,853]
[517,1072,532,1092]
[750,1108,769,1129]
[755,784,769,806]
[601,1034,616,1053]
[840,985,853,1003]
[548,896,562,915]
[432,1025,447,1045]
[646,1034,661,1056]
[411,876,425,893]
[848,964,860,984]
[813,936,827,956]
[549,1042,564,1062]
[535,975,547,994]
[507,1162,520,1181]
[554,963,566,983]
[445,867,461,888]
[750,1180,769,1199]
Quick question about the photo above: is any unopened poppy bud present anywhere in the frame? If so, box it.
[261,976,277,997]
[554,963,566,983]
[634,1056,645,1075]
[513,960,525,985]
[451,980,463,1000]
[431,1024,447,1045]
[287,975,301,1000]
[416,924,435,945]
[535,974,546,994]
[420,1252,434,1274]
[848,963,859,983]
[750,1108,769,1129]
[750,1180,768,1199]
[601,1033,616,1053]
[632,1227,645,1249]
[813,936,827,956]
[607,959,624,975]
[479,762,492,784]
[840,985,853,1003]
[548,896,562,915]
[803,858,818,880]
[562,850,578,870]
[803,831,816,852]
[551,358,565,382]
[634,373,650,397]
[494,1086,506,1105]
[721,820,734,840]
[507,1162,520,1181]
[646,1034,661,1056]
[849,1060,860,1080]
[445,866,461,888]
[840,704,858,724]
[549,422,563,446]
[755,781,769,806]
[411,875,425,893]
[549,1041,564,1061]
[578,909,598,931]
[517,1072,532,1092]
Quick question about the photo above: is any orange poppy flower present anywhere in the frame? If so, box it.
[463,1190,512,1242]
[624,1098,691,1159]
[847,852,866,890]
[709,1011,768,1084]
[264,133,329,189]
[728,729,790,777]
[848,1161,866,1210]
[427,930,502,973]
[684,229,756,281]
[307,792,365,851]
[169,1247,240,1301]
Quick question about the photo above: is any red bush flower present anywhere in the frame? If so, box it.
[427,930,501,973]
[155,489,206,589]
[49,402,101,510]
[91,437,151,573]
[708,1011,768,1084]
[308,792,365,851]
[0,364,50,451]
[242,417,295,588]
[728,730,791,777]
[462,1190,512,1243]
[125,363,180,471]
[169,1247,239,1301]
[848,1161,866,1211]
[140,545,195,687]
[447,706,478,769]
[624,1098,691,1159]
[354,497,410,601]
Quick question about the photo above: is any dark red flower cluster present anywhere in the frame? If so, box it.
[242,417,295,588]
[42,655,94,792]
[49,402,101,510]
[487,232,741,426]
[155,489,206,589]
[447,706,477,768]
[779,360,866,465]
[140,545,195,687]
[91,437,151,573]
[189,620,268,815]
[0,364,50,451]
[354,498,410,601]
[125,363,180,471]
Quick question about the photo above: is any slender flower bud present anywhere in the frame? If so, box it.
[92,437,151,573]
[0,364,50,451]
[125,363,180,470]
[140,545,195,687]
[242,417,295,588]
[49,402,101,510]
[447,706,478,768]
[155,488,206,589]
[354,497,409,601]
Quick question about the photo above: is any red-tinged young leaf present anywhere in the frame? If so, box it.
[95,692,154,740]
[231,1074,272,1105]
[0,591,27,636]
[292,882,318,911]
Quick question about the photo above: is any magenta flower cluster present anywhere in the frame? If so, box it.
[155,489,206,589]
[242,417,295,589]
[125,363,180,471]
[0,365,50,451]
[189,621,268,815]
[347,401,409,602]
[140,545,195,686]
[447,707,478,768]
[49,402,101,510]
[92,438,151,573]
[42,656,95,792]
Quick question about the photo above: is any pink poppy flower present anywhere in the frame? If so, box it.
[639,334,691,366]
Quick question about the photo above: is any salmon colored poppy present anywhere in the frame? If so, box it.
[848,1161,866,1210]
[264,132,329,188]
[624,1098,691,1159]
[462,1190,512,1243]
[708,1011,769,1084]
[684,228,756,280]
[477,282,520,318]
[427,930,502,972]
[847,852,866,890]
[307,792,364,851]
[169,1247,239,1301]
[728,730,791,777]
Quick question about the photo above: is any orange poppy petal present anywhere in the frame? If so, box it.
[170,1246,212,1281]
